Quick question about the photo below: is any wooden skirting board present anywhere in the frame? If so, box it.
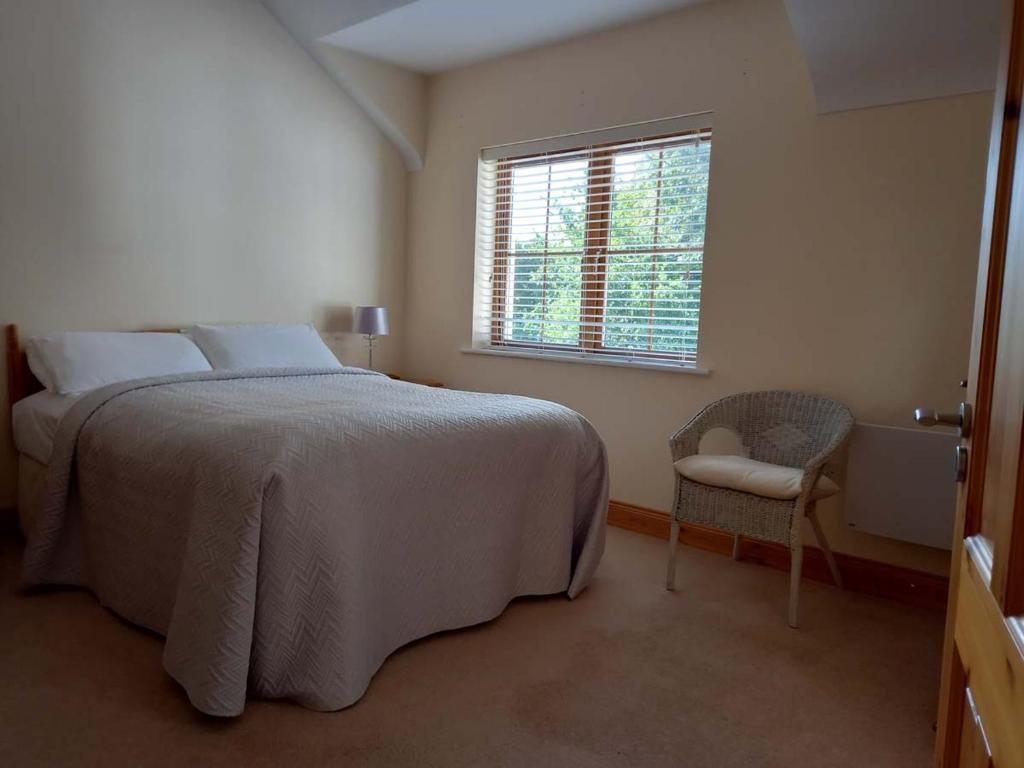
[608,499,950,612]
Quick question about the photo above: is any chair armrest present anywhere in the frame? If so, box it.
[669,399,736,462]
[798,414,855,498]
[669,423,702,463]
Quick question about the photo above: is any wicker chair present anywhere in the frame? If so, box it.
[666,391,854,627]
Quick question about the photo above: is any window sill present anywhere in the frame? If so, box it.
[460,346,710,375]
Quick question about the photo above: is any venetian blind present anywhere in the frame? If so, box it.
[473,113,713,366]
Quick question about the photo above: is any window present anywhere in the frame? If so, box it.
[473,114,712,369]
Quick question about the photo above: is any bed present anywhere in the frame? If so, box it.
[5,324,608,716]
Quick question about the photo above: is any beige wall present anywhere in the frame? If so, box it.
[0,0,408,505]
[404,0,992,575]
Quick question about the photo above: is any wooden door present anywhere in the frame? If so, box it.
[934,1,1024,765]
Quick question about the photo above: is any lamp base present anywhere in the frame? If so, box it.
[365,333,377,370]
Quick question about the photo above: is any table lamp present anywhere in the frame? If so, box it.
[353,306,389,370]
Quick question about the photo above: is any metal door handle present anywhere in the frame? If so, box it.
[955,445,969,483]
[913,402,972,438]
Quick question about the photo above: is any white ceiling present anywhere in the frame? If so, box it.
[320,0,708,74]
[784,0,1000,113]
[261,0,417,42]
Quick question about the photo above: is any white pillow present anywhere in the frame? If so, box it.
[26,332,213,395]
[25,342,56,392]
[189,324,341,370]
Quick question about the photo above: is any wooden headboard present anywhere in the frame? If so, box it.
[5,324,183,413]
[5,324,42,410]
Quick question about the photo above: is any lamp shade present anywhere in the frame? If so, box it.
[353,306,389,336]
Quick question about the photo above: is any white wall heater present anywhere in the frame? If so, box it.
[842,422,959,550]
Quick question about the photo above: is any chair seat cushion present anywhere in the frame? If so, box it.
[673,454,840,501]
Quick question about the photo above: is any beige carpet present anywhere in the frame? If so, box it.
[0,526,942,767]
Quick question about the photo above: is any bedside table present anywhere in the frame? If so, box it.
[386,373,444,388]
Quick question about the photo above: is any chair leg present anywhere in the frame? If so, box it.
[666,518,681,591]
[807,507,844,589]
[788,541,803,629]
[732,533,742,560]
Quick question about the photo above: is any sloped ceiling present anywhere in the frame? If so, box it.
[261,0,427,170]
[260,0,417,42]
[261,0,708,169]
[784,0,1001,113]
[262,0,1003,170]
[321,0,709,74]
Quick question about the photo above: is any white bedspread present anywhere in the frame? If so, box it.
[22,368,609,716]
[11,390,80,464]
